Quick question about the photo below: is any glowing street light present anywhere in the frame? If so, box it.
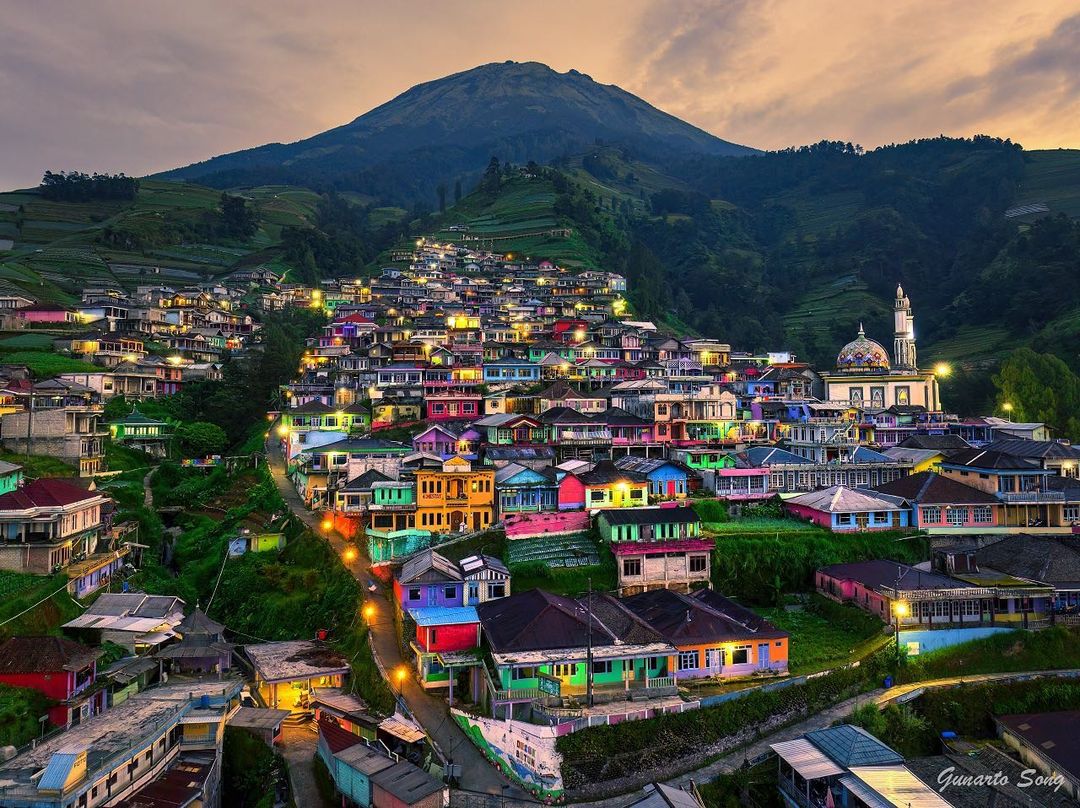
[342,547,357,563]
[362,603,376,621]
[276,425,289,438]
[321,518,334,532]
[934,362,952,378]
[395,666,408,694]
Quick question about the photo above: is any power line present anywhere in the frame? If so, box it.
[0,583,73,628]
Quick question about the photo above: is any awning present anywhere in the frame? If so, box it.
[843,766,952,808]
[379,714,425,744]
[770,738,845,780]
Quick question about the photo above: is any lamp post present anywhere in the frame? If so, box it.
[893,601,909,661]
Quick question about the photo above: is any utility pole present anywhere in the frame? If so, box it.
[24,391,34,459]
[586,576,594,708]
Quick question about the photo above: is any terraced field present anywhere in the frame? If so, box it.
[1014,149,1080,219]
[783,274,890,341]
[0,178,325,302]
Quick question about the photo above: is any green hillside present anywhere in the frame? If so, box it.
[0,179,321,303]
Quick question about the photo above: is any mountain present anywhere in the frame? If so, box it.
[158,61,755,202]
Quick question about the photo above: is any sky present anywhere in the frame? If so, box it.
[1,0,1079,190]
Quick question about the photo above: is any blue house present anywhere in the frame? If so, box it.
[785,485,910,532]
[494,463,559,513]
[392,549,465,612]
[613,455,696,500]
[482,357,541,385]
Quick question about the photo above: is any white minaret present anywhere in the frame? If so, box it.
[893,283,917,371]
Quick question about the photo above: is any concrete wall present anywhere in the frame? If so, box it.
[898,626,1015,655]
[451,709,563,800]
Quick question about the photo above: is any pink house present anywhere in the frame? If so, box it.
[557,474,586,510]
[872,471,1001,531]
[19,304,76,324]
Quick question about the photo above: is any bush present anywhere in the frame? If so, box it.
[175,422,228,458]
[222,727,282,808]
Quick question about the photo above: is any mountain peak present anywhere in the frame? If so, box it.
[159,62,755,200]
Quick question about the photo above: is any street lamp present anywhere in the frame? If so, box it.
[394,666,408,697]
[342,547,357,563]
[362,603,376,622]
[893,601,909,661]
[934,362,952,378]
[1002,402,1014,421]
[321,518,333,532]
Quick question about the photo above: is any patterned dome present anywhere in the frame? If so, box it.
[836,324,890,372]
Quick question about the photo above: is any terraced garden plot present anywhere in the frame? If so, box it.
[1015,149,1080,218]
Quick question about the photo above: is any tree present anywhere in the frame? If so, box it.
[993,348,1080,440]
[220,193,258,239]
[436,183,447,213]
[175,422,229,458]
[481,156,501,194]
[453,179,462,204]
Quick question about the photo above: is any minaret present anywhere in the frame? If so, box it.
[893,283,917,371]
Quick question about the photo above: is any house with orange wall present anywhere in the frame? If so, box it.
[622,587,789,680]
[414,455,495,533]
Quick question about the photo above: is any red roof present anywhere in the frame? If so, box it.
[336,313,374,324]
[318,716,362,754]
[0,478,98,510]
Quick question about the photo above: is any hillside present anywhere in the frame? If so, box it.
[414,140,1080,380]
[159,61,755,204]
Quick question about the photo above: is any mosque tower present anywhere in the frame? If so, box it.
[893,283,917,372]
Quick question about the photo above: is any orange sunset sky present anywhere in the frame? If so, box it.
[1,0,1078,189]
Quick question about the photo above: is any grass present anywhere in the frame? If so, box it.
[0,451,75,479]
[0,683,52,746]
[0,350,100,377]
[1017,149,1080,218]
[0,572,82,640]
[754,594,890,675]
[899,625,1080,683]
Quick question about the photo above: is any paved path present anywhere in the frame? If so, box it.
[265,434,525,798]
[279,723,324,807]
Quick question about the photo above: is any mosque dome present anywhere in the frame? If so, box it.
[836,324,890,373]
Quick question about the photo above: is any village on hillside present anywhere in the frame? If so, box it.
[0,237,1075,808]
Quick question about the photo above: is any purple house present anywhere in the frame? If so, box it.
[412,423,481,459]
[392,549,465,613]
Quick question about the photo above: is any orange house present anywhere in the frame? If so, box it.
[414,456,495,533]
[623,587,789,680]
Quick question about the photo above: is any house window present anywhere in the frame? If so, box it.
[553,664,576,677]
[1065,505,1080,522]
[731,647,749,665]
[689,555,708,574]
[622,559,642,578]
[592,660,613,675]
[444,585,457,600]
[487,582,506,599]
[429,628,437,645]
[677,650,699,671]
[922,506,941,523]
[946,507,967,526]
[408,587,421,601]
[589,491,605,503]
[973,506,993,524]
[512,667,536,680]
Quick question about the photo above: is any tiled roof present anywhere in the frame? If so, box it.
[873,471,999,504]
[0,478,100,510]
[0,636,99,673]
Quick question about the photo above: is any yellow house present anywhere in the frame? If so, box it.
[883,447,944,474]
[415,456,495,533]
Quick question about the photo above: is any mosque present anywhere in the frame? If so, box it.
[820,284,942,410]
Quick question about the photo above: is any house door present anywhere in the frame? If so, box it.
[450,510,465,531]
[667,480,676,498]
[757,643,770,669]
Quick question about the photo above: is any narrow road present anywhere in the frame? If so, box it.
[279,724,322,807]
[265,434,525,798]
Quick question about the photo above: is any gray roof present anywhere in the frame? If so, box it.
[975,534,1080,589]
[806,724,903,767]
[398,548,462,584]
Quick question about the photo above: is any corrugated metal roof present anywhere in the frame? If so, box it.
[409,606,479,627]
[770,738,845,780]
[844,766,952,808]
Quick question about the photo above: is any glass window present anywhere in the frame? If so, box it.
[922,506,941,523]
[592,660,613,674]
[512,667,535,680]
[947,507,967,526]
[973,506,993,524]
[408,587,421,601]
[731,647,749,665]
[689,555,708,573]
[677,650,699,671]
[622,558,642,577]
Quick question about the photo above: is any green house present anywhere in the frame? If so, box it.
[670,449,738,471]
[596,507,703,544]
[108,408,171,457]
[0,461,22,495]
[475,589,675,716]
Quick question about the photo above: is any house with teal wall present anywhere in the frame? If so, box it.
[0,461,23,495]
[494,464,558,513]
[476,589,677,717]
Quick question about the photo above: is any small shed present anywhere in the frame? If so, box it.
[228,706,290,747]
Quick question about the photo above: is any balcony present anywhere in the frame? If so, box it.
[999,491,1065,503]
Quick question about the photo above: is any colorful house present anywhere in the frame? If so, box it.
[460,554,511,605]
[0,636,105,728]
[0,479,108,575]
[0,460,22,495]
[597,506,713,594]
[393,549,465,612]
[482,358,541,385]
[367,481,417,536]
[495,463,559,513]
[784,486,909,532]
[476,589,676,716]
[873,471,1001,532]
[623,588,789,679]
[613,456,695,500]
[414,456,495,534]
[558,460,648,511]
[409,606,481,690]
[411,423,479,459]
[108,408,171,457]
